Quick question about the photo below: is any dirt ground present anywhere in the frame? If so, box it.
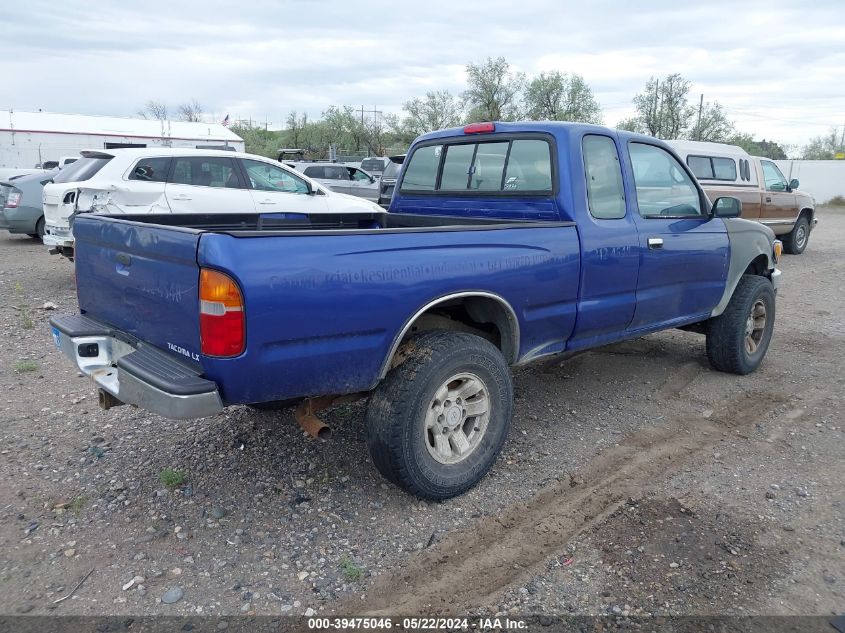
[0,208,842,620]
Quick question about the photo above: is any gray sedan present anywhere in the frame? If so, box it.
[0,168,59,238]
[287,163,380,202]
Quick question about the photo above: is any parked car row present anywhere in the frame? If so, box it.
[39,149,385,258]
[0,134,818,262]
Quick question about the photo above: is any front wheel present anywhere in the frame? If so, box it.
[706,275,775,375]
[365,330,513,500]
[783,215,810,254]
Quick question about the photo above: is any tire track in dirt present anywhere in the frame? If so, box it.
[344,388,790,615]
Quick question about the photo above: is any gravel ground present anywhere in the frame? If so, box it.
[0,208,842,618]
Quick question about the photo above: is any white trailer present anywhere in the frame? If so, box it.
[0,110,244,171]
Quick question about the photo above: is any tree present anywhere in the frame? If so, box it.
[524,72,602,124]
[630,73,694,139]
[687,100,734,142]
[177,99,204,122]
[230,122,284,158]
[402,90,464,137]
[463,57,525,122]
[801,128,845,159]
[137,100,168,121]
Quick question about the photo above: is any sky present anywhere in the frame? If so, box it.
[3,0,844,149]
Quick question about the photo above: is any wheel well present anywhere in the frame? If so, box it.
[380,294,519,377]
[744,254,769,276]
[799,207,814,224]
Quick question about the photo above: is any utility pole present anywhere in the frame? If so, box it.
[652,78,659,137]
[696,93,704,141]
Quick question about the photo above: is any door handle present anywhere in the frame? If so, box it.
[171,194,191,201]
[765,196,772,202]
[258,199,275,205]
[647,237,664,250]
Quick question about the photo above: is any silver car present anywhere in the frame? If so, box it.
[288,162,380,202]
[0,168,60,238]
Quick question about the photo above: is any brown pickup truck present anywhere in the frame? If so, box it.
[669,140,816,254]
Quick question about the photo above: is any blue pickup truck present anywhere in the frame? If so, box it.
[50,122,782,499]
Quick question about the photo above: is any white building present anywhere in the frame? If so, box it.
[0,110,244,169]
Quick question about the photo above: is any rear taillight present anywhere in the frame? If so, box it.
[199,269,244,357]
[6,189,21,208]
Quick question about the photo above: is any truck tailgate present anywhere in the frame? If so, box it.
[73,216,203,366]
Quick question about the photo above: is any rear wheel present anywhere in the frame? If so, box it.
[365,330,513,500]
[706,275,775,375]
[783,215,810,254]
[28,217,45,240]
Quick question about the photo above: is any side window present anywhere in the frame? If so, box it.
[712,157,737,181]
[323,165,349,181]
[349,168,372,182]
[170,157,240,188]
[582,135,626,220]
[761,160,787,191]
[242,159,309,194]
[129,157,171,182]
[303,166,324,178]
[629,143,702,218]
[400,145,442,191]
[687,156,714,180]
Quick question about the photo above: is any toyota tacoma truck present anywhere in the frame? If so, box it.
[50,122,782,500]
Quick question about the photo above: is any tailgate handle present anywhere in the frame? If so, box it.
[116,253,132,266]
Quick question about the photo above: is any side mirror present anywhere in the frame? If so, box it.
[370,176,376,184]
[712,196,742,218]
[789,178,799,190]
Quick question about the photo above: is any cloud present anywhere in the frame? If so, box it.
[2,0,844,145]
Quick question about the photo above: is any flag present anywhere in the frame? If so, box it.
[222,114,230,127]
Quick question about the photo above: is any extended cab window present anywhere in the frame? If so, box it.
[242,159,309,194]
[629,143,702,218]
[171,157,240,188]
[583,135,626,220]
[761,160,787,191]
[400,138,552,194]
[129,157,172,182]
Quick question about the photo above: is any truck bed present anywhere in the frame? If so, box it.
[70,212,581,406]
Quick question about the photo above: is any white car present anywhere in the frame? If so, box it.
[42,148,384,257]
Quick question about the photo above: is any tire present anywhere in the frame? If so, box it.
[365,330,513,500]
[783,215,810,254]
[29,217,45,240]
[706,275,775,375]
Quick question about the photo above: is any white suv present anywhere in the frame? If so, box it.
[42,148,384,257]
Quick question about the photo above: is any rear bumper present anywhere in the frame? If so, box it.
[49,314,223,419]
[43,225,75,248]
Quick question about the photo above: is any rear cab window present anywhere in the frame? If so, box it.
[399,136,554,194]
